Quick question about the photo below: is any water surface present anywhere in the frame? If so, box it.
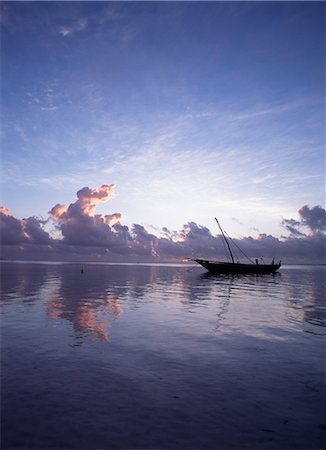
[1,262,325,449]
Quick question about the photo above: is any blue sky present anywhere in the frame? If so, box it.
[1,1,325,241]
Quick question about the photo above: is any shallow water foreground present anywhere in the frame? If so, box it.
[1,262,325,449]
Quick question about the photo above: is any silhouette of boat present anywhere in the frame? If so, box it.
[194,218,281,274]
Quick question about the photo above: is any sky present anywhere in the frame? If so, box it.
[0,1,325,262]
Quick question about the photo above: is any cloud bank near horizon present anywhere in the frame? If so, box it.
[1,184,325,263]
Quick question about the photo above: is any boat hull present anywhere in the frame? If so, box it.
[194,259,281,274]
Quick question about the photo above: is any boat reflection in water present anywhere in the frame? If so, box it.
[194,218,281,274]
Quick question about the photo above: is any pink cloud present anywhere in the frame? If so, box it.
[50,184,117,220]
[0,206,10,216]
[50,204,69,220]
[77,184,115,205]
[49,184,123,248]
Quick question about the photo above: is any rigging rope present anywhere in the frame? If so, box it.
[221,226,255,264]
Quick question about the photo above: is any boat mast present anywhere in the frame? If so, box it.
[215,218,235,264]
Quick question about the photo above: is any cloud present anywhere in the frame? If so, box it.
[49,184,123,248]
[281,218,305,237]
[282,204,326,236]
[24,217,53,245]
[77,184,116,206]
[1,185,325,263]
[298,205,326,233]
[59,18,87,37]
[51,184,117,219]
[0,206,28,244]
[0,206,52,245]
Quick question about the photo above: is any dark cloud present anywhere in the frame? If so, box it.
[180,222,219,257]
[281,218,305,236]
[0,206,27,245]
[131,224,158,256]
[24,217,53,244]
[0,206,52,245]
[234,233,325,263]
[282,204,326,237]
[298,205,326,232]
[1,186,325,264]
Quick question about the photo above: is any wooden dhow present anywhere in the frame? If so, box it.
[194,219,281,275]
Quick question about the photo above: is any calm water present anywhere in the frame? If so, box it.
[1,262,325,449]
